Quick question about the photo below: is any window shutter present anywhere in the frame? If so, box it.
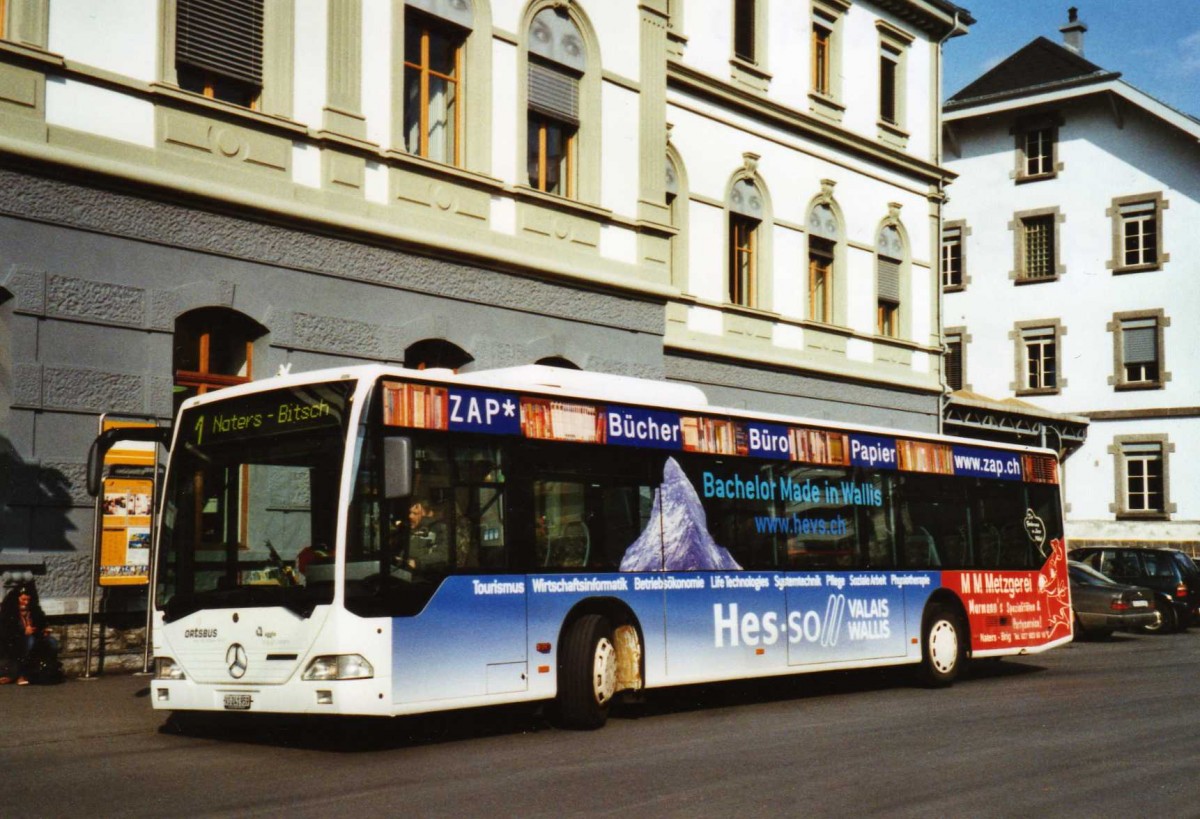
[528,62,579,125]
[177,0,264,86]
[945,338,963,391]
[877,257,900,303]
[1123,322,1157,364]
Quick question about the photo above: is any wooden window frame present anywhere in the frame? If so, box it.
[808,238,833,324]
[528,113,576,198]
[812,22,831,96]
[404,10,465,166]
[876,301,898,337]
[729,213,758,307]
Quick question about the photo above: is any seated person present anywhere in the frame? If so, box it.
[0,581,60,685]
[408,497,450,570]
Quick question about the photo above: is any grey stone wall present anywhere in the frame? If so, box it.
[0,168,668,608]
[666,353,940,432]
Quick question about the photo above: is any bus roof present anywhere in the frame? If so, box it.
[178,363,1058,458]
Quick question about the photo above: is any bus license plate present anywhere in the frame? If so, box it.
[224,693,253,711]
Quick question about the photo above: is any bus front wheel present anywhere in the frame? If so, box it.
[556,614,617,730]
[917,603,965,687]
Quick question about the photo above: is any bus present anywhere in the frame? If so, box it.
[109,364,1072,728]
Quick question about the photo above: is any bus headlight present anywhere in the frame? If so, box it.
[302,654,374,681]
[154,657,186,680]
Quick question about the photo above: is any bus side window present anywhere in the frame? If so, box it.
[974,480,1030,569]
[535,480,590,568]
[896,474,970,569]
[777,462,856,571]
[859,471,896,569]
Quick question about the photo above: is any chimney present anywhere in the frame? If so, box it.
[1060,7,1086,55]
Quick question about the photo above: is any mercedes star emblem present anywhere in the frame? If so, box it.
[226,643,248,679]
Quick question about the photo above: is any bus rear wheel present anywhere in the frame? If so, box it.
[917,603,965,687]
[556,614,617,730]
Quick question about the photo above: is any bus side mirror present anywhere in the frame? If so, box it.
[383,437,413,499]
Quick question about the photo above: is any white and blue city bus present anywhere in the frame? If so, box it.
[131,364,1072,728]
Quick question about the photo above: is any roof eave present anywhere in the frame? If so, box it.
[944,78,1200,142]
[945,71,1120,113]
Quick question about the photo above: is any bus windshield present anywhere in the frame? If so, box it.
[156,380,356,621]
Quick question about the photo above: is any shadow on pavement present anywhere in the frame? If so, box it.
[157,656,1047,751]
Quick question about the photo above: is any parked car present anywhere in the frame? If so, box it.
[1067,560,1158,639]
[1071,546,1200,633]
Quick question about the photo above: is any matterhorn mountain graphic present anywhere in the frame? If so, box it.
[620,457,742,572]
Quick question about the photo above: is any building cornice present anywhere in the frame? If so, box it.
[667,61,956,185]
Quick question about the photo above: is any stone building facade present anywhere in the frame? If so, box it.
[0,0,969,615]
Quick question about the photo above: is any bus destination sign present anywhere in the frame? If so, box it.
[186,382,352,446]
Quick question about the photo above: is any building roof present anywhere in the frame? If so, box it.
[943,34,1200,143]
[946,36,1119,109]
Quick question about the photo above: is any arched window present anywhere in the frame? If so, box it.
[526,6,586,197]
[728,178,763,307]
[807,203,838,324]
[173,308,265,413]
[404,0,474,165]
[404,338,474,371]
[876,224,904,338]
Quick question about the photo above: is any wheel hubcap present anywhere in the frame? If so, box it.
[929,619,958,674]
[593,637,617,705]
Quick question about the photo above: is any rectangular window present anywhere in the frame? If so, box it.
[1021,215,1055,280]
[945,333,963,391]
[1022,327,1057,391]
[176,0,264,108]
[734,0,756,62]
[812,23,831,95]
[876,256,900,337]
[941,226,963,289]
[808,238,833,323]
[1123,442,1164,513]
[729,214,757,306]
[527,60,579,197]
[879,44,898,125]
[1118,316,1161,386]
[404,10,464,166]
[1024,127,1053,176]
[1120,200,1158,267]
[527,115,574,197]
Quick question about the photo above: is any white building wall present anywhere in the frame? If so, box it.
[48,0,158,83]
[293,0,329,130]
[945,93,1200,546]
[361,1,393,149]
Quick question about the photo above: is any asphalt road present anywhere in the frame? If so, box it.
[4,631,1199,817]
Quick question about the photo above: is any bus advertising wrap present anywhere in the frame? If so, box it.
[382,380,1058,485]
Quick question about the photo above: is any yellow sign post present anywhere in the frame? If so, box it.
[98,419,158,586]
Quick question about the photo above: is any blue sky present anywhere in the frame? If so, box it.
[943,1,1200,116]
